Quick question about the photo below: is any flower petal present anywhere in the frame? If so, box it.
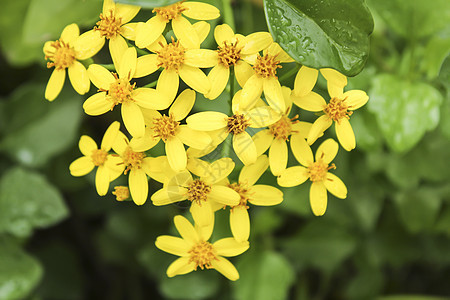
[325,173,347,199]
[335,118,356,151]
[263,77,285,113]
[120,22,138,40]
[178,65,210,94]
[292,91,326,112]
[252,130,273,157]
[166,137,187,172]
[320,68,347,89]
[190,201,214,227]
[109,35,128,69]
[307,115,332,145]
[45,68,66,101]
[229,207,250,242]
[182,1,220,20]
[166,257,196,277]
[214,24,234,45]
[315,138,339,164]
[269,139,287,176]
[290,134,314,166]
[101,121,121,151]
[132,88,171,110]
[95,165,110,196]
[205,65,229,100]
[68,61,90,95]
[155,236,190,256]
[277,166,309,187]
[186,111,228,131]
[151,187,188,206]
[83,92,110,116]
[193,21,210,44]
[203,158,235,184]
[246,106,281,128]
[235,60,254,88]
[249,185,283,206]
[173,16,200,49]
[174,215,199,244]
[135,16,166,48]
[177,125,212,150]
[74,30,104,60]
[241,32,273,55]
[208,185,240,206]
[122,102,145,138]
[115,3,140,24]
[79,135,97,156]
[240,74,263,110]
[87,64,115,90]
[184,49,217,68]
[310,181,327,216]
[214,238,249,256]
[157,69,179,103]
[60,23,80,45]
[169,89,196,121]
[239,155,269,186]
[129,168,148,205]
[293,66,318,97]
[118,47,137,80]
[344,90,369,110]
[233,132,257,165]
[211,257,239,281]
[69,156,95,177]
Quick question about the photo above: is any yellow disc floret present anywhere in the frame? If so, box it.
[253,53,282,78]
[112,186,130,201]
[157,38,186,72]
[324,97,352,123]
[269,115,298,140]
[107,74,135,108]
[186,179,211,205]
[153,2,187,22]
[95,10,122,39]
[45,40,76,70]
[226,114,250,135]
[122,146,145,174]
[152,114,180,141]
[188,241,217,270]
[228,182,250,209]
[91,149,108,166]
[217,41,242,68]
[308,161,336,182]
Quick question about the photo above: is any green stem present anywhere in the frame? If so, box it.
[98,64,115,71]
[221,67,235,159]
[142,80,157,88]
[279,64,300,84]
[222,0,235,31]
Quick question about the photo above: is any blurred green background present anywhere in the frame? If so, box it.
[0,0,449,299]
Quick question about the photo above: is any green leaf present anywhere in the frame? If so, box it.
[351,109,383,152]
[232,250,295,300]
[115,0,179,8]
[368,74,442,153]
[367,0,450,39]
[0,167,68,238]
[420,32,450,80]
[0,84,83,168]
[0,236,43,300]
[159,271,220,300]
[263,0,374,76]
[435,207,450,236]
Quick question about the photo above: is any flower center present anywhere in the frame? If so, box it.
[226,114,250,135]
[217,41,242,68]
[308,161,335,182]
[269,115,299,140]
[253,54,281,78]
[157,38,186,72]
[324,97,352,122]
[112,186,130,201]
[152,114,180,141]
[122,146,145,174]
[153,2,187,22]
[95,10,122,39]
[228,182,250,209]
[45,40,76,70]
[188,241,217,270]
[91,149,108,166]
[186,179,211,205]
[107,74,135,108]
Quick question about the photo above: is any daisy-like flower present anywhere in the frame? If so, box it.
[277,138,347,216]
[83,47,170,138]
[44,24,92,101]
[156,214,249,281]
[224,155,283,242]
[131,89,213,172]
[205,24,273,100]
[111,131,158,205]
[293,77,369,151]
[151,160,239,227]
[75,0,140,67]
[135,1,220,49]
[69,121,124,196]
[251,87,314,175]
[186,91,281,165]
[239,42,294,113]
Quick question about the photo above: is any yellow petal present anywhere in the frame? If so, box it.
[263,77,285,113]
[277,166,309,187]
[109,35,128,69]
[281,86,293,114]
[292,91,326,112]
[211,257,239,281]
[239,154,269,186]
[182,1,220,20]
[95,165,110,196]
[155,235,190,256]
[249,185,283,206]
[129,129,160,152]
[246,106,281,128]
[315,138,339,164]
[101,121,121,151]
[118,47,137,80]
[214,238,249,256]
[121,102,145,138]
[344,90,369,110]
[151,187,188,205]
[43,41,55,57]
[241,32,273,55]
[83,92,110,116]
[74,30,105,60]
[45,68,65,101]
[269,139,287,176]
[307,115,332,145]
[60,23,79,45]
[112,131,129,154]
[114,3,140,24]
[335,118,356,151]
[310,181,327,216]
[291,121,313,139]
[325,173,347,199]
[105,155,125,180]
[172,16,200,49]
[178,65,210,94]
[190,201,214,227]
[293,66,318,97]
[129,168,148,205]
[87,64,115,90]
[252,130,273,157]
[233,132,257,165]
[132,88,171,110]
[169,89,196,121]
[193,21,210,44]
[214,24,235,45]
[208,185,240,206]
[142,156,174,183]
[167,170,193,188]
[186,157,210,178]
[235,60,254,88]
[69,156,95,177]
[79,135,98,156]
[240,74,263,109]
[157,69,179,103]
[174,215,198,244]
[134,54,159,78]
[120,22,138,40]
[166,256,196,277]
[103,0,115,14]
[135,16,166,48]
[184,49,218,68]
[166,137,187,172]
[230,207,250,242]
[202,158,235,184]
[320,68,347,88]
[290,134,314,166]
[177,125,212,150]
[186,111,228,131]
[205,65,229,100]
[68,61,90,95]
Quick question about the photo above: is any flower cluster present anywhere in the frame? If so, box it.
[45,0,369,280]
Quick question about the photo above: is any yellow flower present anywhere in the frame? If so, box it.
[277,139,347,216]
[240,42,294,113]
[43,23,91,101]
[186,91,281,165]
[75,0,140,67]
[292,66,348,99]
[111,131,158,205]
[155,214,249,281]
[225,155,283,242]
[112,186,130,201]
[151,161,239,227]
[69,121,124,196]
[83,47,170,138]
[135,1,220,49]
[293,76,369,151]
[131,89,213,172]
[251,87,314,175]
[205,24,273,100]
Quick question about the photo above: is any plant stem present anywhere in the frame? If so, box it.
[279,64,300,84]
[223,0,235,31]
[142,81,157,88]
[99,64,115,71]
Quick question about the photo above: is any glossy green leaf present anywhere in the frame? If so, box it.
[232,250,295,300]
[115,0,179,8]
[368,74,442,153]
[0,167,68,238]
[0,236,43,300]
[263,0,374,76]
